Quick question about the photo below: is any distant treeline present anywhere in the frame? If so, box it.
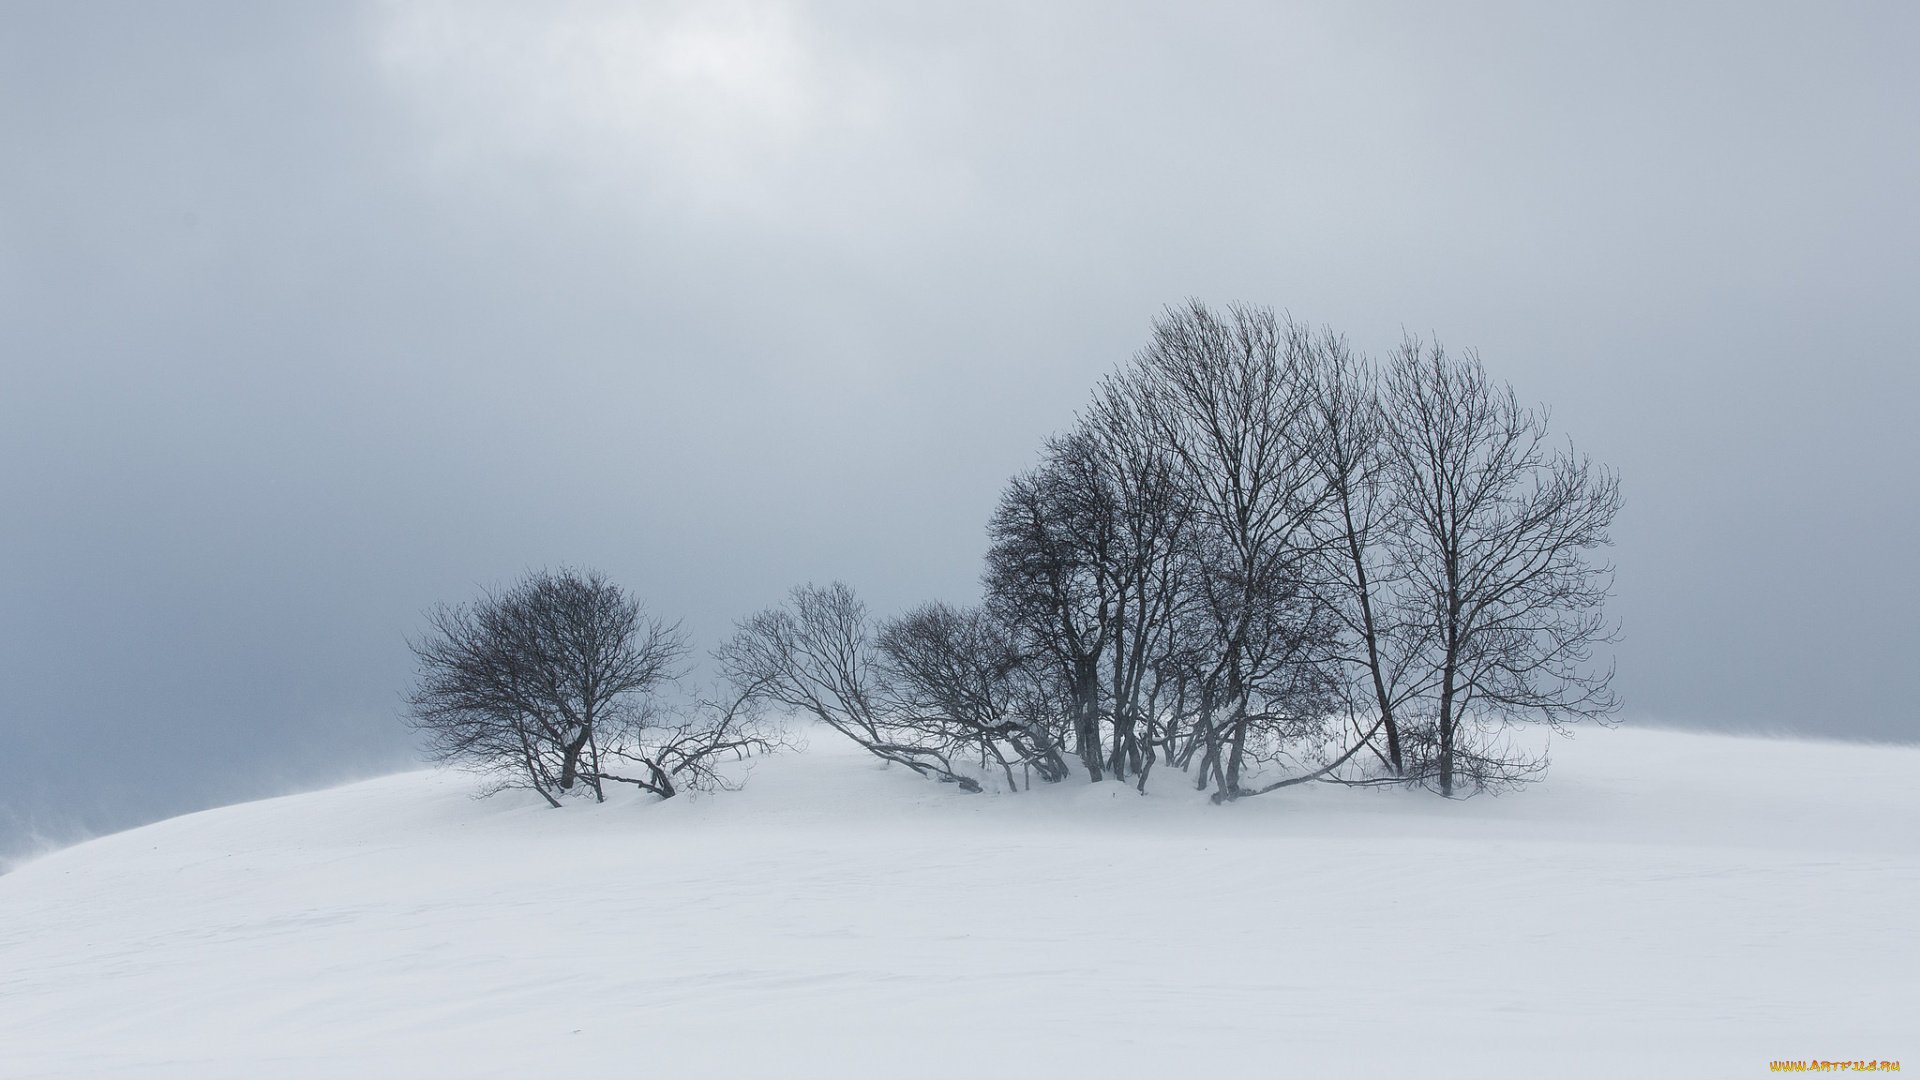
[408,301,1620,804]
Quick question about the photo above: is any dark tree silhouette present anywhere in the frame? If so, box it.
[1304,331,1424,776]
[406,568,744,805]
[1381,338,1622,795]
[717,582,985,792]
[725,303,1621,802]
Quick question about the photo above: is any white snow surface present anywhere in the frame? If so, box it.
[1,726,1914,1079]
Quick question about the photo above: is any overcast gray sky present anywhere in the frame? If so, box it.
[3,1,1915,859]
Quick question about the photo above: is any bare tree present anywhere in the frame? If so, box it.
[983,418,1191,785]
[595,682,785,799]
[717,582,985,791]
[405,568,694,805]
[1110,301,1349,800]
[1076,403,1197,785]
[1381,338,1622,796]
[876,602,1074,789]
[1303,331,1427,776]
[984,434,1121,781]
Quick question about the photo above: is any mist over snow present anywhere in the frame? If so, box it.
[2,726,1913,1076]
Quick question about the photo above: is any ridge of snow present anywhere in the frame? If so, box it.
[1,726,1913,1078]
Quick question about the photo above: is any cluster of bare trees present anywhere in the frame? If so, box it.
[406,568,775,805]
[405,303,1619,805]
[724,301,1620,798]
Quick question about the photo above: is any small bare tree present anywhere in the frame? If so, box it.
[406,568,749,805]
[876,601,1074,789]
[717,582,985,791]
[595,683,784,799]
[1381,338,1622,795]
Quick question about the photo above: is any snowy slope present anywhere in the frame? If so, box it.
[1,726,1913,1079]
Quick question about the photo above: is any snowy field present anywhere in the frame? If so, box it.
[1,725,1913,1079]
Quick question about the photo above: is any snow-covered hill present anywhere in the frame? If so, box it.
[1,726,1913,1078]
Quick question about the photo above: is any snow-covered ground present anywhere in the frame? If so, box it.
[1,726,1913,1078]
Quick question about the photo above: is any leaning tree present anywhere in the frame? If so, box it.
[716,581,990,792]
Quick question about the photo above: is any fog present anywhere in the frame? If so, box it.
[3,1,1914,858]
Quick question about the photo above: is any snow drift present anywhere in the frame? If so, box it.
[0,725,1913,1078]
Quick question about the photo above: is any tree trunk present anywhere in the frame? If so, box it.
[1344,508,1402,774]
[1437,652,1458,798]
[1075,662,1104,781]
[587,727,606,803]
[1224,704,1249,796]
[559,729,592,790]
